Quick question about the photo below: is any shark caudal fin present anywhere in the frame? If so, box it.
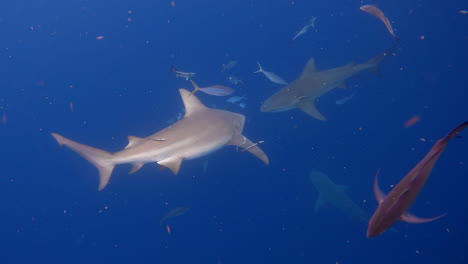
[367,42,398,76]
[51,133,115,191]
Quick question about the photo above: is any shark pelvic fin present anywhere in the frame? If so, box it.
[228,134,269,165]
[373,169,386,203]
[400,212,447,224]
[129,163,144,174]
[179,89,207,117]
[297,100,327,121]
[51,133,115,191]
[158,157,183,174]
[300,58,318,79]
[126,136,144,149]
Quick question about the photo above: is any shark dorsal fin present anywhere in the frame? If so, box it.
[179,88,207,117]
[300,58,319,79]
[373,169,386,203]
[126,136,144,149]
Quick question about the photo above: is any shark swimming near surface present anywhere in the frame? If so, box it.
[309,170,369,223]
[51,89,269,191]
[260,45,396,121]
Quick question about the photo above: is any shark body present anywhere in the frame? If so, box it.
[52,89,268,190]
[309,170,369,223]
[260,47,394,121]
[367,121,468,238]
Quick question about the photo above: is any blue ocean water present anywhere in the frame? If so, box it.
[1,0,467,263]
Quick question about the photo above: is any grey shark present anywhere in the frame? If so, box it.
[51,89,269,190]
[310,170,369,223]
[260,46,395,121]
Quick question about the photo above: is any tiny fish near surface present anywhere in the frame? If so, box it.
[189,80,235,96]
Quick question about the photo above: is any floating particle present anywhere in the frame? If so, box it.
[445,227,450,232]
[171,1,175,7]
[166,225,172,235]
[2,113,6,125]
[96,36,104,40]
[419,138,426,142]
[69,102,75,112]
[404,115,421,128]
[419,35,425,40]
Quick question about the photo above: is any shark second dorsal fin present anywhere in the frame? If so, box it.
[299,58,318,79]
[126,136,144,149]
[179,88,207,117]
[297,100,327,121]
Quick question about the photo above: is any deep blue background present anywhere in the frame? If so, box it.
[1,0,467,263]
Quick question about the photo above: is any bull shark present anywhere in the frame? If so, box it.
[260,45,396,121]
[367,121,468,238]
[51,89,269,191]
[309,170,369,223]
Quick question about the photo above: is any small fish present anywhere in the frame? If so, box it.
[335,90,358,105]
[239,102,247,109]
[221,60,238,72]
[160,207,190,225]
[240,140,265,152]
[360,5,398,40]
[292,17,317,41]
[254,61,288,85]
[226,74,244,85]
[170,65,196,80]
[190,80,235,97]
[226,95,246,104]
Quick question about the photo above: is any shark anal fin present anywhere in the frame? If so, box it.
[126,136,144,149]
[51,133,115,191]
[401,212,446,224]
[158,157,183,174]
[297,100,327,121]
[228,134,269,165]
[373,169,386,203]
[129,163,144,174]
[300,58,318,79]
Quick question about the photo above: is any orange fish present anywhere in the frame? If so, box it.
[360,5,398,40]
[404,115,421,128]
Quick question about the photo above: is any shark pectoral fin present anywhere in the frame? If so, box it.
[338,82,346,89]
[126,136,144,149]
[400,212,447,224]
[129,163,144,174]
[314,194,325,213]
[337,184,349,192]
[373,169,386,203]
[228,134,269,165]
[299,58,318,79]
[158,157,183,174]
[297,100,327,121]
[51,133,115,191]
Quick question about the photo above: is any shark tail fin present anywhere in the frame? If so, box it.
[367,42,398,76]
[51,133,115,191]
[253,61,263,73]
